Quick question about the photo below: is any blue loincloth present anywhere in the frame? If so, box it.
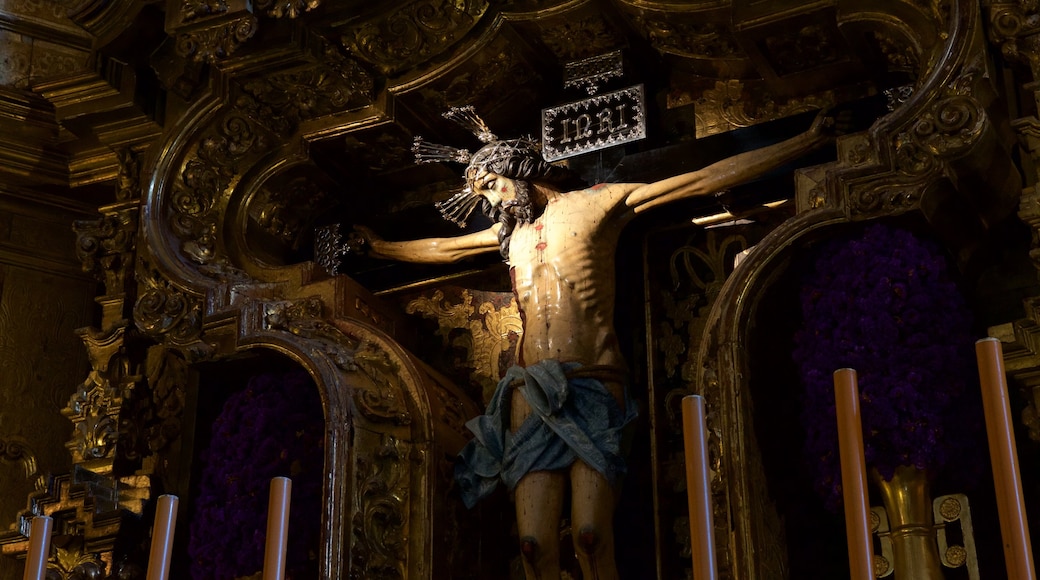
[454,359,638,508]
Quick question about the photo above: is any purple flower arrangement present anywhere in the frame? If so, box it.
[188,370,325,579]
[792,223,980,508]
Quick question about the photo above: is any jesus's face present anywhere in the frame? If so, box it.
[471,171,518,210]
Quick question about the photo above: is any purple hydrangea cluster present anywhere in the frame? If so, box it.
[188,370,325,579]
[792,224,978,509]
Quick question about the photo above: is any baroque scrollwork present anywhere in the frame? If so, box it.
[848,182,924,215]
[342,0,489,75]
[181,0,229,22]
[986,2,1040,79]
[907,94,986,159]
[176,15,258,63]
[353,343,413,426]
[63,326,136,466]
[170,113,272,266]
[238,49,374,135]
[538,16,623,61]
[626,14,742,60]
[0,436,45,491]
[694,80,834,138]
[73,207,138,297]
[263,298,361,372]
[254,0,320,19]
[133,278,203,344]
[405,289,521,402]
[351,434,409,580]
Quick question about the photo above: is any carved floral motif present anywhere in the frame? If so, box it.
[986,2,1040,79]
[627,15,742,60]
[343,0,489,75]
[762,24,840,76]
[254,0,320,18]
[538,16,623,60]
[351,434,409,580]
[694,80,834,138]
[62,326,135,466]
[133,279,203,344]
[405,289,521,403]
[176,15,258,63]
[238,49,374,134]
[73,208,138,297]
[170,113,272,266]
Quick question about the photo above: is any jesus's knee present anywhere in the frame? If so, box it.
[574,524,612,558]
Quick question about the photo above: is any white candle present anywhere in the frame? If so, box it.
[975,338,1036,580]
[682,395,717,580]
[833,368,874,580]
[146,494,179,580]
[21,515,52,580]
[263,476,292,580]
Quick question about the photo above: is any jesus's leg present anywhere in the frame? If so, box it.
[512,386,565,579]
[570,460,619,580]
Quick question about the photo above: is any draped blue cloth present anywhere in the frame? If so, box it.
[454,359,638,508]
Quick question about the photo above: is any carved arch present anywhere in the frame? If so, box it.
[693,0,1024,578]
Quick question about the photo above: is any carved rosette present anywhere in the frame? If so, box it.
[538,15,624,60]
[341,0,489,75]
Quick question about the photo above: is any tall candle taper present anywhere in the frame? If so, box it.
[975,338,1036,580]
[21,515,52,580]
[682,395,717,580]
[833,368,874,580]
[146,494,179,580]
[263,476,292,580]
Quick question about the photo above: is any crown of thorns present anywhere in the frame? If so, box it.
[412,106,541,227]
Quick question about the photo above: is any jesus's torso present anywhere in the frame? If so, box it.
[506,185,635,369]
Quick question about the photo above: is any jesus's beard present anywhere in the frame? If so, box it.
[490,181,534,259]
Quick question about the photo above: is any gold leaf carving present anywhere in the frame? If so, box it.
[406,289,521,402]
[694,80,834,138]
[176,15,258,63]
[254,0,320,18]
[343,0,489,75]
[351,434,409,579]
